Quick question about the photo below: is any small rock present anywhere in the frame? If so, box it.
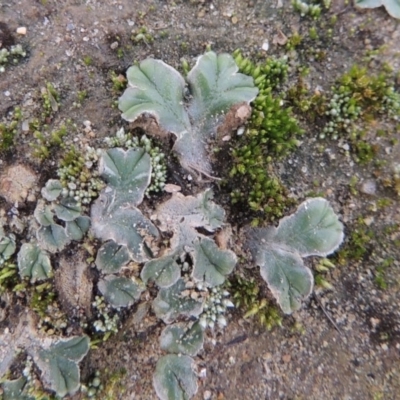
[164,184,181,193]
[262,40,269,52]
[16,27,27,35]
[360,179,377,195]
[110,41,119,50]
[0,165,38,204]
[66,23,75,31]
[203,390,212,400]
[282,354,291,363]
[231,16,238,24]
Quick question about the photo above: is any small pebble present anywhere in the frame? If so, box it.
[16,27,27,35]
[262,40,269,51]
[360,179,377,195]
[110,41,119,50]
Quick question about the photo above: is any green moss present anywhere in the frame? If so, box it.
[41,82,60,118]
[0,107,22,151]
[336,217,374,264]
[228,276,283,330]
[0,260,18,294]
[110,71,127,92]
[322,65,400,139]
[374,257,394,290]
[229,50,302,220]
[30,125,68,160]
[83,55,93,66]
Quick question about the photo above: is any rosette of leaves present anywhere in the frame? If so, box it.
[91,147,159,262]
[119,51,258,178]
[141,190,237,321]
[246,198,344,314]
[91,147,158,307]
[355,0,400,19]
[34,196,89,253]
[17,242,52,282]
[1,331,90,399]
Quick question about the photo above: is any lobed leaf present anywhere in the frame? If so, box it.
[91,197,159,262]
[160,321,204,356]
[153,279,204,324]
[37,224,70,253]
[41,179,63,201]
[246,198,344,314]
[34,201,54,227]
[119,59,191,138]
[54,197,82,222]
[257,246,313,314]
[98,148,152,207]
[141,252,181,288]
[1,377,34,400]
[98,275,145,308]
[191,237,236,287]
[35,336,89,398]
[0,234,16,260]
[153,355,198,400]
[187,51,258,124]
[65,216,91,241]
[355,0,400,18]
[272,198,344,257]
[95,240,130,274]
[17,243,52,282]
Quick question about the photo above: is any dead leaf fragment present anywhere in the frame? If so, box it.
[272,29,288,46]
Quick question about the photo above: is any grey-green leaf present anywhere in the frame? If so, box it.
[95,240,130,274]
[160,322,204,356]
[65,216,91,241]
[91,198,159,262]
[17,243,52,281]
[49,335,90,362]
[153,355,198,400]
[257,246,313,314]
[187,51,258,123]
[34,202,54,226]
[98,148,151,207]
[153,279,204,324]
[35,336,89,398]
[1,377,34,400]
[157,189,225,234]
[141,252,181,288]
[54,197,82,222]
[98,275,144,308]
[0,234,16,261]
[41,179,63,201]
[272,198,344,257]
[355,0,400,19]
[37,224,70,253]
[191,237,236,287]
[119,59,191,138]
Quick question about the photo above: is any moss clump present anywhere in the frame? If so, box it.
[57,146,103,206]
[0,107,22,151]
[41,82,60,118]
[321,65,400,139]
[228,276,283,330]
[30,282,68,334]
[336,217,374,264]
[0,260,18,294]
[229,50,302,219]
[30,123,68,160]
